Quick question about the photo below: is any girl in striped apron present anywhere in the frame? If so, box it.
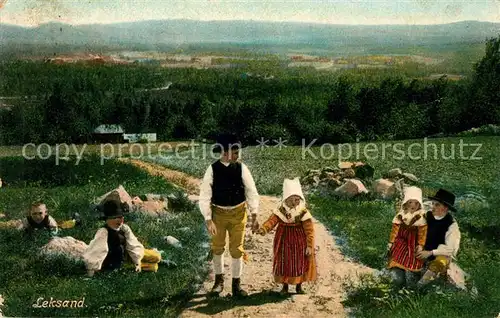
[387,186,428,287]
[257,177,317,295]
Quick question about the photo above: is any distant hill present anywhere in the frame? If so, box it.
[1,19,499,53]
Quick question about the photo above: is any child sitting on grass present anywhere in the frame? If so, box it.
[83,199,162,277]
[256,177,317,295]
[387,186,427,287]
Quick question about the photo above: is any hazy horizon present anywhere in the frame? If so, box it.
[1,0,499,27]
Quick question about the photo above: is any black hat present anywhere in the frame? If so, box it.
[213,133,243,153]
[102,199,128,219]
[428,189,457,212]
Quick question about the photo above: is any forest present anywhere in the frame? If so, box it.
[0,37,499,146]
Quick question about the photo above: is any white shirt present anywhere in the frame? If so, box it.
[83,223,144,271]
[198,161,259,221]
[431,214,461,259]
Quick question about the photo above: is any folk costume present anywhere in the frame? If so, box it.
[419,189,461,285]
[260,178,317,292]
[198,133,259,296]
[388,186,428,273]
[83,200,161,274]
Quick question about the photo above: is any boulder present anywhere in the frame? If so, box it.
[133,200,168,217]
[96,185,133,211]
[338,162,354,169]
[373,179,396,199]
[447,262,469,291]
[313,175,321,186]
[40,236,88,262]
[0,219,23,229]
[323,166,340,173]
[402,172,419,183]
[164,235,182,248]
[326,178,343,188]
[386,168,402,178]
[334,179,368,198]
[342,168,356,179]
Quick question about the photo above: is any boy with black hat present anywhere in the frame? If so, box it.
[416,188,461,285]
[199,133,260,297]
[83,199,161,277]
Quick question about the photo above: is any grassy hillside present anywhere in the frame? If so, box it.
[0,155,209,317]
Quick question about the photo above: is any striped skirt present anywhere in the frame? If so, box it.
[273,222,308,278]
[389,226,425,272]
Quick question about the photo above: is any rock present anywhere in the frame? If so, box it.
[313,175,321,186]
[402,173,419,183]
[131,196,143,204]
[353,162,365,167]
[133,200,168,217]
[307,169,321,177]
[373,179,396,199]
[188,195,199,203]
[96,185,133,211]
[334,179,368,198]
[320,171,336,179]
[40,236,88,262]
[0,213,5,219]
[327,178,343,188]
[386,168,402,178]
[164,235,182,248]
[338,162,354,169]
[323,166,340,173]
[447,262,470,291]
[342,168,356,179]
[354,164,375,180]
[0,219,23,229]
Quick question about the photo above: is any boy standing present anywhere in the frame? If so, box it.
[199,133,260,297]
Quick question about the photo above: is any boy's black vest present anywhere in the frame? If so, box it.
[211,161,245,207]
[27,215,51,229]
[424,211,454,260]
[101,225,126,270]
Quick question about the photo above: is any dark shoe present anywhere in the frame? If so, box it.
[296,283,305,294]
[280,283,289,296]
[211,274,224,294]
[232,278,248,297]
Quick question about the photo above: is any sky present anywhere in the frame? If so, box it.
[0,0,499,27]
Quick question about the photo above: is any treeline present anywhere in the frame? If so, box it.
[0,37,499,145]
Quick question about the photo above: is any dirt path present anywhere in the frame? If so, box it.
[123,159,375,318]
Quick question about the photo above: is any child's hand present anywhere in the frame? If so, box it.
[305,247,313,256]
[416,245,423,253]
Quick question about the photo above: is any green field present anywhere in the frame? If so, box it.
[0,155,209,317]
[1,136,499,317]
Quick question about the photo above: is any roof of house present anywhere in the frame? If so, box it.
[93,124,124,134]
